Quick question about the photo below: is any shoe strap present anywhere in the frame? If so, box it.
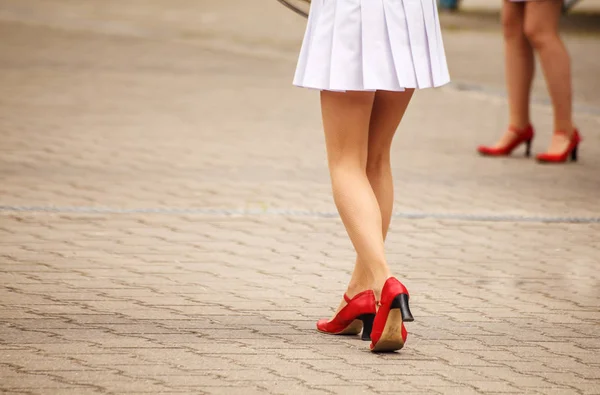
[508,125,531,136]
[344,289,377,304]
[555,129,578,137]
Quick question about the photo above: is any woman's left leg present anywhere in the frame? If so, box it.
[367,89,415,238]
[345,89,415,299]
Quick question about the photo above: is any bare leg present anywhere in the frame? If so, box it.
[320,90,392,311]
[344,90,414,296]
[524,0,576,153]
[493,0,535,148]
[366,89,415,238]
[328,90,414,317]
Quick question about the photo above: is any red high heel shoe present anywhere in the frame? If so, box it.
[316,290,376,341]
[370,278,414,352]
[477,125,535,157]
[536,129,581,163]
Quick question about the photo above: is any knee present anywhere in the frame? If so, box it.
[523,24,558,50]
[328,151,368,175]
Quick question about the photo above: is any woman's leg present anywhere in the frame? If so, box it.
[366,89,415,238]
[524,0,575,153]
[492,0,535,148]
[320,90,391,307]
[343,90,415,300]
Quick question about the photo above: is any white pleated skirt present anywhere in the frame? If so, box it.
[293,0,451,92]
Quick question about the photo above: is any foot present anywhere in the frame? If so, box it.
[493,125,529,149]
[477,125,534,157]
[369,277,412,352]
[491,127,526,149]
[330,286,371,319]
[316,289,377,338]
[543,129,575,155]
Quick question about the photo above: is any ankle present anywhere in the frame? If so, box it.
[509,123,531,132]
[371,275,392,301]
[508,119,531,131]
[554,126,575,137]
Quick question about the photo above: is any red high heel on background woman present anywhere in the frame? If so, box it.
[370,278,414,353]
[316,290,377,341]
[536,129,581,163]
[477,124,535,157]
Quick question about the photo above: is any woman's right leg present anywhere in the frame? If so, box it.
[524,0,576,155]
[320,90,391,307]
[491,0,535,148]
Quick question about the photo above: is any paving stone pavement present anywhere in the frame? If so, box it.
[1,1,599,394]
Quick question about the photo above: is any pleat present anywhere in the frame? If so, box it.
[432,0,451,85]
[298,0,335,89]
[362,0,401,91]
[330,0,363,91]
[401,0,433,88]
[292,0,318,86]
[421,0,441,85]
[382,0,417,88]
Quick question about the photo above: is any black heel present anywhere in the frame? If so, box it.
[359,314,375,341]
[390,294,414,322]
[525,140,532,157]
[571,145,578,162]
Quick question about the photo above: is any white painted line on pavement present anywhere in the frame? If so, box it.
[0,205,598,223]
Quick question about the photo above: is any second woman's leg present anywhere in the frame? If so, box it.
[524,0,576,153]
[493,0,535,148]
[320,90,391,303]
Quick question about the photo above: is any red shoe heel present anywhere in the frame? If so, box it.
[370,278,412,353]
[536,129,581,164]
[478,125,535,157]
[316,290,377,341]
[359,313,376,341]
[395,293,414,322]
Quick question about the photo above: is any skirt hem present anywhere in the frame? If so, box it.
[292,79,451,92]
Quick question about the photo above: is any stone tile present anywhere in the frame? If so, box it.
[0,3,599,395]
